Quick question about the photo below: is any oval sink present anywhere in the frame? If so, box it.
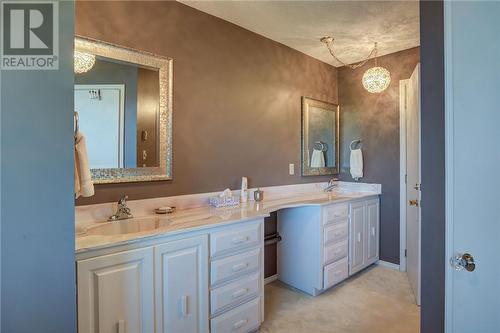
[84,216,169,236]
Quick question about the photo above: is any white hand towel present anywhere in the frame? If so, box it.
[75,131,95,198]
[310,149,325,168]
[350,148,363,181]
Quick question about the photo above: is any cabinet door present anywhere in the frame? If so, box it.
[349,202,366,275]
[366,200,380,264]
[155,235,209,333]
[77,247,155,333]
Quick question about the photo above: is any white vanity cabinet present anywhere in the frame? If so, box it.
[349,198,380,275]
[77,235,209,333]
[77,247,156,333]
[277,196,380,296]
[209,221,264,333]
[154,235,209,333]
[77,219,264,333]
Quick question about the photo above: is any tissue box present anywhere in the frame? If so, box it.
[209,195,240,208]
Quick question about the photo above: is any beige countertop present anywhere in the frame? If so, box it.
[76,191,379,254]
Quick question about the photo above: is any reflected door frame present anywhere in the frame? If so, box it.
[75,84,125,168]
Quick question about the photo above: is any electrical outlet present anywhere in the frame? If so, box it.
[289,163,295,175]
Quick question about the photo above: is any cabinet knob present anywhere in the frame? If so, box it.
[233,319,248,330]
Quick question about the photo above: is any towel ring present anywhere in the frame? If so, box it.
[350,139,362,151]
[74,111,79,134]
[314,141,327,152]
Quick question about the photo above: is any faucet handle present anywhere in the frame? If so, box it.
[328,178,339,185]
[118,195,128,206]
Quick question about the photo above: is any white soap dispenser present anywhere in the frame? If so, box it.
[240,177,248,203]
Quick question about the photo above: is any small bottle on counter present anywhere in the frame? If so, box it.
[240,177,248,203]
[254,188,264,202]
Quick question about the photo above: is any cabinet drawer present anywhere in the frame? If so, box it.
[211,273,260,316]
[211,248,260,286]
[324,221,348,244]
[323,203,349,224]
[323,240,348,265]
[210,222,262,258]
[211,297,261,333]
[323,257,348,289]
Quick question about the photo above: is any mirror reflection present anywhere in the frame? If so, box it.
[75,57,159,169]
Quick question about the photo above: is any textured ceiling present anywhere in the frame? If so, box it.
[180,1,420,67]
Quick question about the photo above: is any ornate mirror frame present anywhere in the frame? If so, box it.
[75,36,173,184]
[301,97,340,176]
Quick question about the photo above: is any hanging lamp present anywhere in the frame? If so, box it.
[320,36,391,93]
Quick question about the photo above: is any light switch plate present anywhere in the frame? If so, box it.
[289,163,295,175]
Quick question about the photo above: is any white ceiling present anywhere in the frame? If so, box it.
[180,1,420,67]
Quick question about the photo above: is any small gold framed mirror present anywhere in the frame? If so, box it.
[301,97,340,176]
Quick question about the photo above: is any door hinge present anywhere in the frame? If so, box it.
[405,249,407,257]
[405,174,407,184]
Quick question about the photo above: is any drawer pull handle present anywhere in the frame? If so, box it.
[233,319,248,330]
[357,233,361,243]
[232,236,249,244]
[117,320,125,333]
[231,288,249,299]
[371,227,376,236]
[179,295,188,317]
[232,263,249,272]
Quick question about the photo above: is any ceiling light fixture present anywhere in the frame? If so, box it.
[74,50,95,74]
[320,36,391,93]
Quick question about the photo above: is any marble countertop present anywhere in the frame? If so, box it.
[76,191,379,254]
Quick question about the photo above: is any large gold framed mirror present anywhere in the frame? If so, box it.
[301,97,340,176]
[74,36,173,183]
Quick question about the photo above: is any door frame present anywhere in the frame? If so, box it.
[399,79,409,272]
[444,2,455,332]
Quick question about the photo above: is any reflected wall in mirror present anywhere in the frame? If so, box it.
[74,36,173,183]
[301,97,339,176]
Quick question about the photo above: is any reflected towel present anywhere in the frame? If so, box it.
[75,131,94,198]
[350,148,363,181]
[310,149,325,168]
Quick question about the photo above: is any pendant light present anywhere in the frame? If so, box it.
[320,36,391,93]
[74,50,95,74]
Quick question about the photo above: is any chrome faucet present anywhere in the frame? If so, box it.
[108,195,133,221]
[324,178,339,192]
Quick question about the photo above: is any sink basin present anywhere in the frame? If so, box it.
[84,216,170,236]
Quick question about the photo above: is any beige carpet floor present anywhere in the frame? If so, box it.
[259,266,420,333]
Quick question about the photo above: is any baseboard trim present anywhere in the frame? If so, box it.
[376,260,400,271]
[264,274,278,285]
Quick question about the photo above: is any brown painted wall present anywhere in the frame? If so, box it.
[75,1,338,205]
[337,47,420,264]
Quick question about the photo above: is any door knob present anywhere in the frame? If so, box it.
[450,253,476,272]
[409,199,419,207]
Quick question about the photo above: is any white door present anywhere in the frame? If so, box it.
[406,63,421,305]
[77,247,155,333]
[445,2,500,332]
[75,84,125,169]
[155,235,209,333]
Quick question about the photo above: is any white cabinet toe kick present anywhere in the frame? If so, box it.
[76,195,379,332]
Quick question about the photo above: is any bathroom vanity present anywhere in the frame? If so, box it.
[76,185,379,333]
